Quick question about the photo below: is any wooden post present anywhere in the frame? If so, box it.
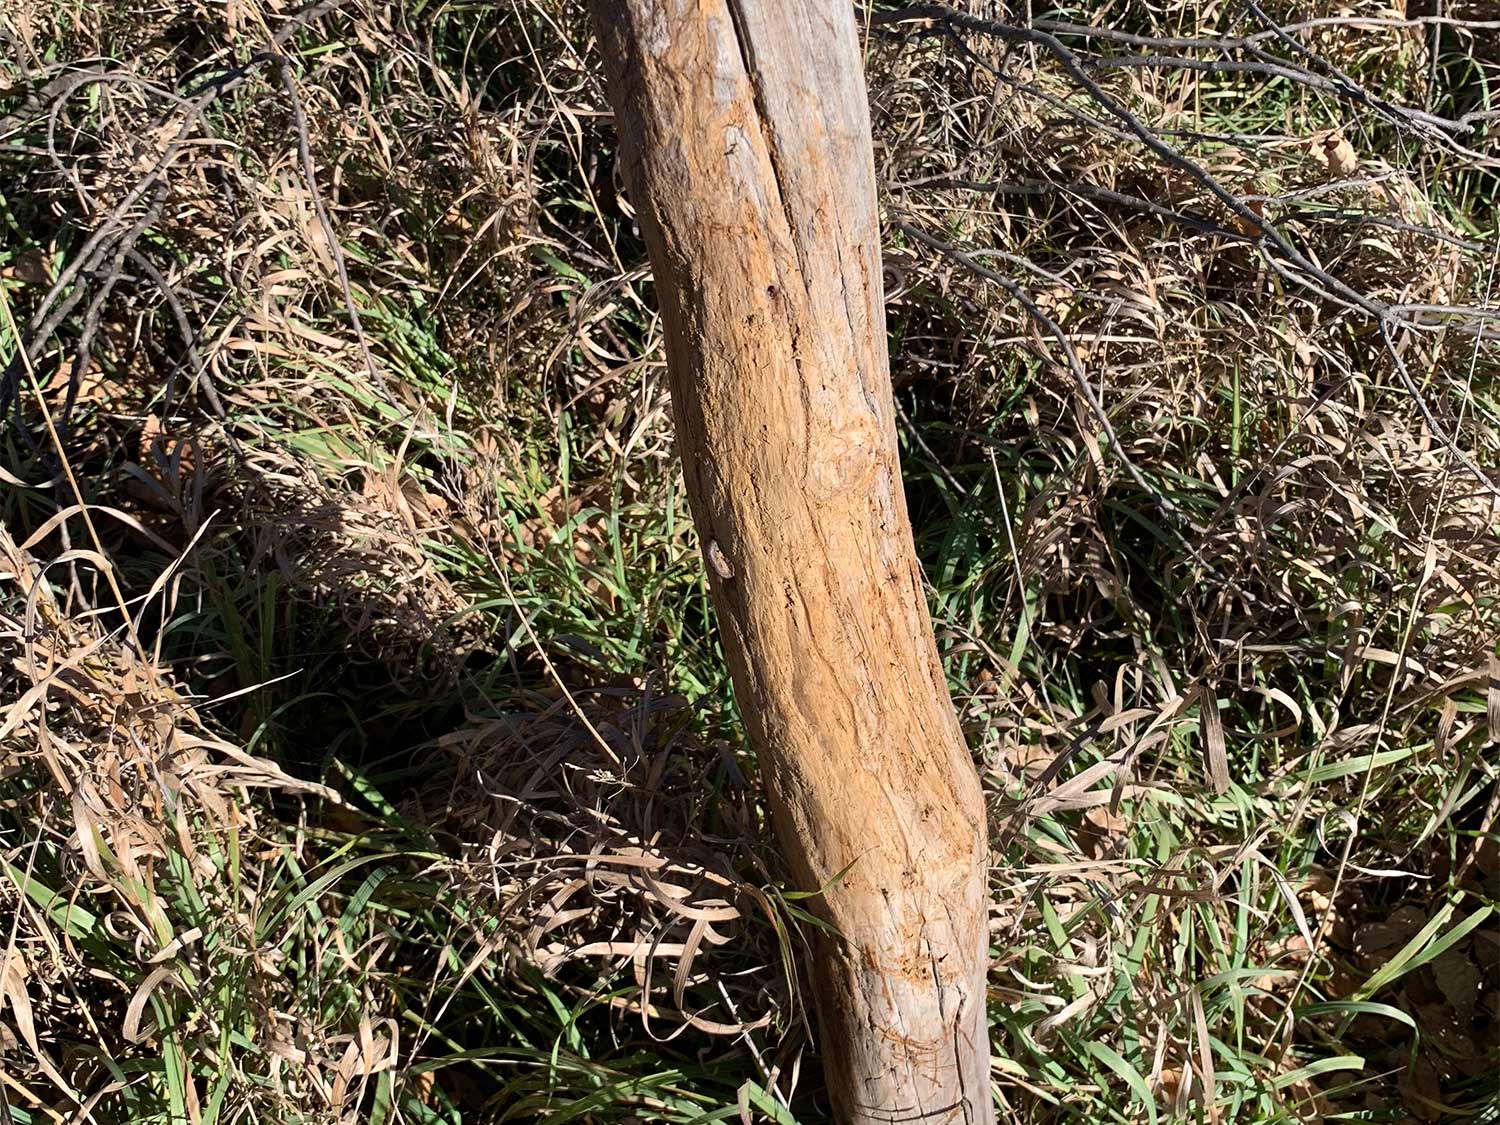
[588,4,993,1121]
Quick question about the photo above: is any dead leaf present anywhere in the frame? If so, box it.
[1416,1003,1480,1065]
[1300,864,1336,917]
[1476,835,1498,880]
[1307,130,1358,178]
[124,966,180,1043]
[1355,904,1427,964]
[2,247,52,285]
[1077,805,1129,860]
[1431,949,1480,1022]
[1398,1054,1443,1121]
[1199,682,1229,793]
[1472,930,1500,986]
[1232,195,1266,238]
[1487,652,1499,742]
[410,1070,437,1105]
[0,954,36,1054]
[1156,1066,1186,1114]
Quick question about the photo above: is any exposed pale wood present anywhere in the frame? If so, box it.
[587,3,993,1121]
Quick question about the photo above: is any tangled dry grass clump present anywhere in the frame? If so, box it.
[414,690,794,1035]
[0,523,344,1118]
[1,0,1498,1121]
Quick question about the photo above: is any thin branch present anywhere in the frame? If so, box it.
[875,3,1500,497]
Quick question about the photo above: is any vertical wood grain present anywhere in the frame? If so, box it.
[587,4,994,1121]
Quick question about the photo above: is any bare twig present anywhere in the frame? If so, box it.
[875,3,1500,497]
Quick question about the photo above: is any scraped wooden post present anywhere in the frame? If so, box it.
[587,4,993,1121]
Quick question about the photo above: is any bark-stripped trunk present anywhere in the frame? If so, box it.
[587,4,993,1121]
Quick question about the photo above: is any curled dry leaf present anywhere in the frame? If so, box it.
[0,954,37,1055]
[1198,682,1229,794]
[1306,129,1359,178]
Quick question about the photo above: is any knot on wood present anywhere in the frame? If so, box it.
[807,413,883,501]
[706,538,735,580]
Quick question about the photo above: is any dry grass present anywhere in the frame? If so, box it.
[1,0,1497,1121]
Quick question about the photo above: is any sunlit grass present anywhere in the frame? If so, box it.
[1,0,1496,1121]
